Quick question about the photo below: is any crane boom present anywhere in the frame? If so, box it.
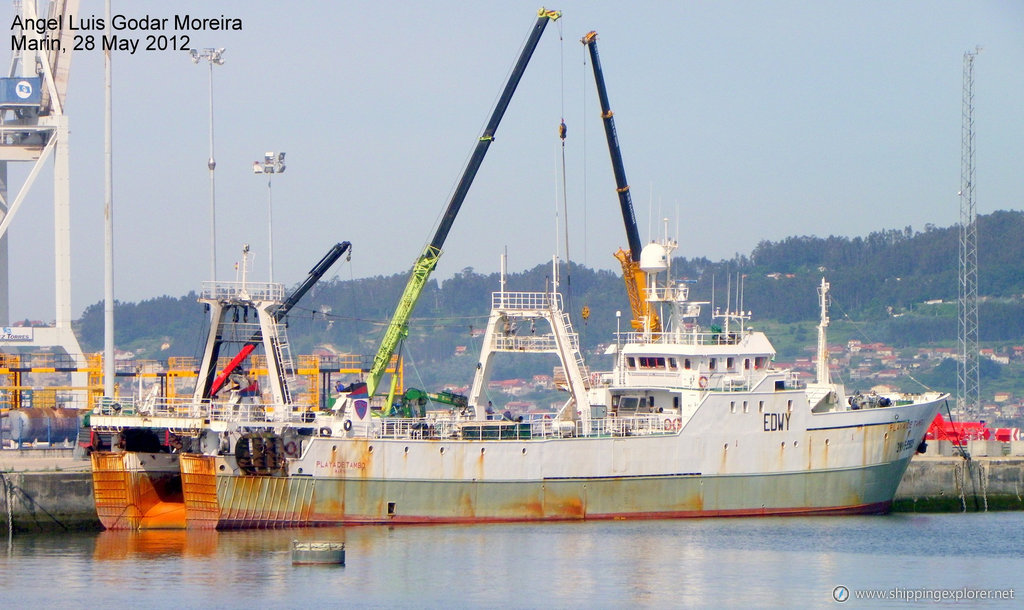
[581,31,660,332]
[365,8,561,397]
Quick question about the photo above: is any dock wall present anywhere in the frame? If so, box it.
[1,471,100,532]
[894,456,1024,512]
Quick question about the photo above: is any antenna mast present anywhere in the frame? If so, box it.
[957,48,981,417]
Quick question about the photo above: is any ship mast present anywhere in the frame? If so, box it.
[816,277,831,385]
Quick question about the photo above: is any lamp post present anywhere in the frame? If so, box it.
[189,47,225,281]
[253,152,286,282]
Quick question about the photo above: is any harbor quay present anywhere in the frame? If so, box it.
[0,451,1021,533]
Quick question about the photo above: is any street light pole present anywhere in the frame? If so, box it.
[190,47,225,281]
[253,152,286,282]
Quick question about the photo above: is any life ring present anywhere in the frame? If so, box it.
[319,427,332,437]
[590,372,601,385]
[343,420,353,432]
[674,417,682,431]
[663,418,673,431]
[284,441,298,457]
[698,376,708,389]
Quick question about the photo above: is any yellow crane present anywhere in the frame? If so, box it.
[581,31,660,333]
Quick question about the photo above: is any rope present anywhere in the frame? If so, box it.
[830,295,937,393]
[580,41,588,270]
[3,473,12,552]
[979,464,988,512]
[954,461,966,512]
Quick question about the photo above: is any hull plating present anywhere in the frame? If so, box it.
[91,452,186,529]
[91,398,941,529]
[209,459,908,527]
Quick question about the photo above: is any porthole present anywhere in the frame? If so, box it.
[219,465,225,472]
[522,448,527,454]
[440,447,445,455]
[781,442,786,448]
[404,446,409,453]
[368,445,374,453]
[297,468,303,474]
[793,441,798,447]
[481,448,486,455]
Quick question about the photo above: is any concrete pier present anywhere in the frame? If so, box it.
[894,455,1024,512]
[0,450,98,532]
[1,451,1022,533]
[0,471,99,532]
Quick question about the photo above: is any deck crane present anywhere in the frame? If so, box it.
[580,31,661,333]
[364,8,562,398]
[203,241,352,399]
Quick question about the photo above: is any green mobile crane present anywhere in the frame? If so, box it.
[364,8,562,401]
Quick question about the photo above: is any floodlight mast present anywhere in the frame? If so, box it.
[253,152,286,282]
[190,47,226,281]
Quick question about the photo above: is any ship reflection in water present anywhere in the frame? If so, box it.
[1,514,1017,606]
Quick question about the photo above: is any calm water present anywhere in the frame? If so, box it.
[1,513,1020,608]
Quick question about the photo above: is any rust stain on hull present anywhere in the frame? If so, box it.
[91,452,186,529]
[180,454,221,529]
[95,449,914,529]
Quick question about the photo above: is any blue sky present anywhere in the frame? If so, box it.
[3,0,1022,321]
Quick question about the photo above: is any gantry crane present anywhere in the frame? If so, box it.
[201,242,351,401]
[364,8,562,398]
[581,31,660,333]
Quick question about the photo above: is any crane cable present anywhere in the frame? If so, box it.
[554,17,581,340]
[559,19,574,313]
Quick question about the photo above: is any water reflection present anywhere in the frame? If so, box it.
[0,515,1020,607]
[94,530,219,560]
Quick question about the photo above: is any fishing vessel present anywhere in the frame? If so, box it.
[87,9,943,528]
[88,233,945,529]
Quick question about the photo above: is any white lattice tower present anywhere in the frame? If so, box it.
[957,48,980,417]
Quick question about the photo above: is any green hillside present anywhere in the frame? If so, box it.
[75,210,1024,406]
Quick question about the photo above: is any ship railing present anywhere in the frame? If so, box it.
[492,334,558,351]
[491,291,560,312]
[617,330,744,346]
[370,413,676,440]
[92,395,320,425]
[200,280,285,302]
[93,395,209,418]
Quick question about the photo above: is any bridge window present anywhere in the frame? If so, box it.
[730,401,736,414]
[684,359,692,370]
[743,401,749,413]
[727,357,734,370]
[709,358,717,370]
[669,358,678,370]
[744,359,751,370]
[627,357,636,369]
[638,356,666,369]
[754,356,767,369]
[758,400,764,413]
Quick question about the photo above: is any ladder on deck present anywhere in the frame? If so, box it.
[267,322,296,405]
